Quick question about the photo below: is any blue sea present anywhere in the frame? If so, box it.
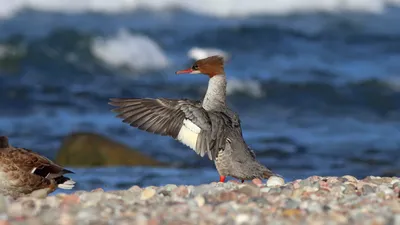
[0,1,399,194]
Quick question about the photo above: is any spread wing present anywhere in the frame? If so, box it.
[109,98,222,160]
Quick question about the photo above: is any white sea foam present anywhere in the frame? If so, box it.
[91,29,169,72]
[188,47,230,61]
[382,76,400,92]
[227,78,264,98]
[1,0,400,19]
[0,45,8,57]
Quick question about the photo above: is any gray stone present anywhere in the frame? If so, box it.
[280,187,293,196]
[237,185,260,197]
[268,187,281,194]
[0,195,7,214]
[377,184,395,195]
[164,184,178,191]
[362,185,375,195]
[343,184,356,195]
[299,179,311,187]
[284,198,300,209]
[249,197,268,207]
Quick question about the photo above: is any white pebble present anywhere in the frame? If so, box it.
[394,214,400,225]
[377,185,395,195]
[235,213,250,225]
[391,180,399,185]
[134,213,148,225]
[7,203,23,218]
[194,195,205,207]
[342,175,358,182]
[303,186,319,193]
[140,188,156,201]
[260,187,270,193]
[267,176,285,187]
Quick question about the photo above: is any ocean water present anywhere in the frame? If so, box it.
[0,0,400,192]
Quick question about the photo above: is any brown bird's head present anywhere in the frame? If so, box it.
[175,55,225,78]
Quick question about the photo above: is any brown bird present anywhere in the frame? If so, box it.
[0,136,75,198]
[109,56,275,183]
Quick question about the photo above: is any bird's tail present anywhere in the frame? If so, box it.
[0,136,9,148]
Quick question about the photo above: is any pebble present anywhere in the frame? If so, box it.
[164,184,178,192]
[267,176,285,187]
[303,186,319,193]
[343,184,356,194]
[260,187,270,193]
[342,175,358,183]
[361,185,375,195]
[238,185,260,197]
[280,187,293,196]
[194,196,205,207]
[377,185,395,196]
[391,179,400,185]
[331,186,344,197]
[134,213,148,225]
[61,195,80,205]
[141,188,156,201]
[300,179,311,187]
[76,208,101,223]
[91,188,104,192]
[291,189,304,198]
[0,176,396,225]
[129,185,142,192]
[306,201,323,213]
[249,197,268,207]
[284,198,300,209]
[7,203,24,218]
[252,179,263,186]
[235,213,250,225]
[0,196,7,214]
[393,214,400,225]
[282,208,302,218]
[268,188,281,194]
[367,176,385,185]
[292,180,301,189]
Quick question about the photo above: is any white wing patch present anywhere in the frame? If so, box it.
[177,119,201,150]
[30,167,37,174]
[58,180,76,189]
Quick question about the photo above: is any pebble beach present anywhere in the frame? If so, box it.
[0,175,398,225]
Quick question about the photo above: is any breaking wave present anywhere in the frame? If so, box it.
[91,29,169,72]
[1,0,400,19]
[0,29,169,74]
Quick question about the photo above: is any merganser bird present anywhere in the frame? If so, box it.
[0,136,75,198]
[109,56,273,183]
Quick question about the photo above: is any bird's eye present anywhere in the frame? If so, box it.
[192,65,199,70]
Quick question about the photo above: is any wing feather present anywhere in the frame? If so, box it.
[109,98,220,160]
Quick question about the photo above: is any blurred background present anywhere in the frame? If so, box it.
[0,0,399,193]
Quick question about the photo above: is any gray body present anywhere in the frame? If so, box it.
[202,75,272,180]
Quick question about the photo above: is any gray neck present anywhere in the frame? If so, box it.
[202,74,227,111]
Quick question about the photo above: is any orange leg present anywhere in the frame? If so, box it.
[219,176,226,182]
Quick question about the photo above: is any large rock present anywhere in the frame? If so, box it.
[55,132,165,167]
